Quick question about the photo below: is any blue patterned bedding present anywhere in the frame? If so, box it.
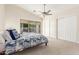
[3,29,48,54]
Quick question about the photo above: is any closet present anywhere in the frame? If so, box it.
[58,16,77,42]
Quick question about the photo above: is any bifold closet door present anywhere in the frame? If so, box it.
[58,16,77,42]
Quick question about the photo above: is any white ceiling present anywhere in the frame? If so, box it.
[16,4,79,17]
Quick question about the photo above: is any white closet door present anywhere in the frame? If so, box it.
[58,16,77,42]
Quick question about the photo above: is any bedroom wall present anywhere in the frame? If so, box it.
[0,5,5,33]
[4,5,42,33]
[56,6,79,43]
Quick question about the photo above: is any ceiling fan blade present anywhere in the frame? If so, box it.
[47,10,51,13]
[46,13,52,15]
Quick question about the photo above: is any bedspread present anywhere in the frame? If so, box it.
[3,29,48,55]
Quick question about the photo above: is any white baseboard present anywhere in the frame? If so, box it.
[59,38,79,44]
[46,36,56,39]
[45,36,79,44]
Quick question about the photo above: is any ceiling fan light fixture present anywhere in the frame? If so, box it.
[33,4,52,17]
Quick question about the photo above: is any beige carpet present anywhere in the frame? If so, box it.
[15,39,79,55]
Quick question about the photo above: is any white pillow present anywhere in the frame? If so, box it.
[2,31,12,43]
[0,33,5,52]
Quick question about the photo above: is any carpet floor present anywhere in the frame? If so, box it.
[15,39,79,55]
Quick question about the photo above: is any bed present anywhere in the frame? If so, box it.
[1,29,48,55]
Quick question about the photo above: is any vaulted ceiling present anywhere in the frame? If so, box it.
[16,4,79,17]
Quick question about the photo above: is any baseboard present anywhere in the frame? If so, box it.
[47,36,79,44]
[59,38,79,44]
[46,36,56,40]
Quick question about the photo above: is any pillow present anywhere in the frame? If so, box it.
[7,29,20,40]
[0,33,5,52]
[2,31,13,42]
[7,30,16,40]
[12,29,20,39]
[0,33,5,44]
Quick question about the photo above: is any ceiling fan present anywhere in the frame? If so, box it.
[33,4,52,16]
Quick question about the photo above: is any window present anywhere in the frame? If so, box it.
[20,20,41,33]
